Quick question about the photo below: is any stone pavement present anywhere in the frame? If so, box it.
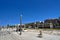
[13,31,60,40]
[0,29,60,40]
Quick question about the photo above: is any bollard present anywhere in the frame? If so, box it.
[38,31,42,38]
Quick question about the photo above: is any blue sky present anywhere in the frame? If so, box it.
[0,0,60,26]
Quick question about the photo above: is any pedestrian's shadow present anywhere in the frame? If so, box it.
[37,34,42,38]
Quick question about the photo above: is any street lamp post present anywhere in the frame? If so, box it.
[20,15,22,35]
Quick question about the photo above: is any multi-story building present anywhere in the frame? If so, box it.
[44,18,60,28]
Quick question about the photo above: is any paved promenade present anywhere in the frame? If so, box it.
[0,28,60,40]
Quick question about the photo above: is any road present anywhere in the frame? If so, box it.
[0,29,60,40]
